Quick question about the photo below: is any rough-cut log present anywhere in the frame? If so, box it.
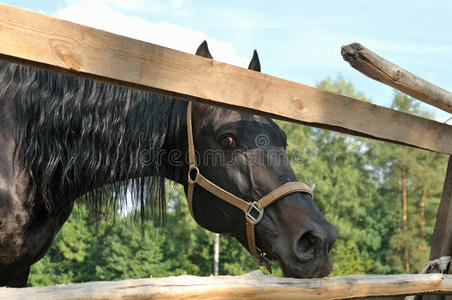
[1,271,452,300]
[0,4,451,154]
[341,43,452,114]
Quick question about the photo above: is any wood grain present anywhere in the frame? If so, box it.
[1,4,451,154]
[1,271,452,300]
[341,43,452,114]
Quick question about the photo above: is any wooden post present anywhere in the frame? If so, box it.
[341,43,452,113]
[429,157,452,264]
[422,157,452,300]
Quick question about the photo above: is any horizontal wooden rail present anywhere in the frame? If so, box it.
[341,43,452,114]
[2,271,452,300]
[1,4,451,154]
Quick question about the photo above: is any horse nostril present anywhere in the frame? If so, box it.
[295,231,319,261]
[307,232,317,244]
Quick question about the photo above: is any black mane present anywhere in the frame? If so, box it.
[0,60,187,223]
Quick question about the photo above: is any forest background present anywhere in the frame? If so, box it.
[29,77,448,286]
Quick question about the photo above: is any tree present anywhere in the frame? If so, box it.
[29,206,94,285]
[369,92,448,274]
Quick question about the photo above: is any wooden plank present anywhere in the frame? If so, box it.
[422,156,452,300]
[341,43,452,114]
[2,271,452,300]
[1,4,451,154]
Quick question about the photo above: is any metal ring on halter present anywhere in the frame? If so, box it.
[255,251,272,267]
[188,167,199,184]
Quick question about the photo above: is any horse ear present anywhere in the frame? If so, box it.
[196,40,213,59]
[248,50,261,72]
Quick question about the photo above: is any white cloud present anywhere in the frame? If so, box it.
[65,0,189,15]
[55,0,248,67]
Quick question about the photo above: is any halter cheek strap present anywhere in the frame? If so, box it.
[185,102,313,271]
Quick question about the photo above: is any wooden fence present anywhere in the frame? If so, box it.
[0,3,451,155]
[1,3,452,299]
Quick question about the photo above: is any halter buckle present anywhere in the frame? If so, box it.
[247,201,264,224]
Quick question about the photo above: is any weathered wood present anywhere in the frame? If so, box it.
[341,43,452,114]
[2,271,452,300]
[422,156,452,300]
[429,157,452,260]
[0,4,451,154]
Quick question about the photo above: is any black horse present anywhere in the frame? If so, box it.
[0,41,337,287]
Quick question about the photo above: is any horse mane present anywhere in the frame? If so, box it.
[0,60,187,224]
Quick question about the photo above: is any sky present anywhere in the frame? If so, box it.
[3,0,452,123]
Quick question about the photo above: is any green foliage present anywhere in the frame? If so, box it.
[29,76,448,285]
[316,75,371,102]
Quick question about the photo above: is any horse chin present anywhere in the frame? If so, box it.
[276,255,333,279]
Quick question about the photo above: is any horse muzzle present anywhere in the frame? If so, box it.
[255,192,338,278]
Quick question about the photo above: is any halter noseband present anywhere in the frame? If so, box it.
[185,102,313,271]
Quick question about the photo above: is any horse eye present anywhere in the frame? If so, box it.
[219,136,236,149]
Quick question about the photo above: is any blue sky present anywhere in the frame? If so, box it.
[3,0,452,122]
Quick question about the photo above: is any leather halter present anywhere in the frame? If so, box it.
[185,102,313,271]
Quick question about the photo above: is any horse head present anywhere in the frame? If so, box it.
[185,41,338,278]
